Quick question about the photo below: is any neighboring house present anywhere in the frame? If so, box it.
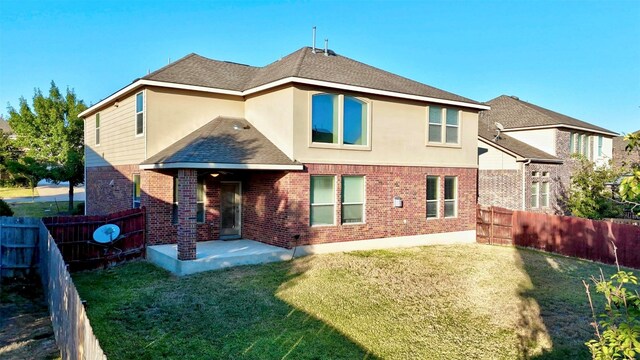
[80,47,489,261]
[478,95,617,213]
[0,119,16,140]
[612,130,640,169]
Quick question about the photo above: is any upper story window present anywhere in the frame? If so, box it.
[427,106,460,145]
[311,93,369,148]
[135,92,144,136]
[598,135,603,157]
[95,113,100,145]
[569,132,591,159]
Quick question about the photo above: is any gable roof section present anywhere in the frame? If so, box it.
[478,118,561,162]
[80,47,488,117]
[484,95,617,136]
[140,117,302,170]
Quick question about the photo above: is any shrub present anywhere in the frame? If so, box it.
[0,198,13,216]
[72,202,85,215]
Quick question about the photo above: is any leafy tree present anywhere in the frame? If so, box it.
[7,82,87,211]
[6,157,48,201]
[0,129,21,185]
[619,132,640,213]
[566,156,623,220]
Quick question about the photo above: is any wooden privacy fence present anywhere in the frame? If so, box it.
[477,205,640,269]
[39,221,107,360]
[42,208,146,272]
[0,217,40,278]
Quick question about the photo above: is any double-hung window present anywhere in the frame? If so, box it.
[428,106,460,145]
[95,114,100,145]
[310,176,335,226]
[341,176,364,224]
[311,93,369,147]
[197,178,205,223]
[172,176,179,224]
[540,182,549,208]
[426,176,439,219]
[135,92,144,136]
[444,176,457,218]
[132,174,141,208]
[531,182,539,208]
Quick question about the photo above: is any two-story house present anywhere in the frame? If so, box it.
[478,95,618,213]
[80,47,488,262]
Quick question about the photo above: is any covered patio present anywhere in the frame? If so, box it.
[147,239,294,276]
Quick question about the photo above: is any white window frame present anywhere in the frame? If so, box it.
[598,135,603,157]
[308,92,372,150]
[531,181,540,208]
[341,175,366,225]
[540,182,550,208]
[132,174,141,208]
[426,106,461,147]
[426,175,440,219]
[444,176,458,218]
[135,91,145,137]
[95,113,100,146]
[310,175,336,226]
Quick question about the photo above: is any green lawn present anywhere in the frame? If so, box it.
[73,244,626,360]
[0,187,38,198]
[9,201,83,217]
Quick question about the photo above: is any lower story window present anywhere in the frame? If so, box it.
[197,177,205,223]
[172,176,179,224]
[132,174,141,208]
[541,182,549,208]
[531,182,539,208]
[444,176,457,218]
[341,176,364,224]
[426,176,439,219]
[310,176,335,226]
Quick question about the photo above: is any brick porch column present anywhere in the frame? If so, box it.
[177,169,197,260]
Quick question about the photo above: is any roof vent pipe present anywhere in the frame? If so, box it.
[324,39,328,56]
[312,27,316,54]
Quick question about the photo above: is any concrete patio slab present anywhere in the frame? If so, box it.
[147,239,294,276]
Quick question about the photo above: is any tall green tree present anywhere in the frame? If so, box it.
[567,156,624,220]
[619,132,640,213]
[6,157,48,201]
[7,82,87,211]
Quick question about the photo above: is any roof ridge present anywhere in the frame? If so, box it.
[292,47,308,77]
[143,53,198,80]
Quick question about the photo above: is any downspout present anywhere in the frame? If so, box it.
[521,159,532,211]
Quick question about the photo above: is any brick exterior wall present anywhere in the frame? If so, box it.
[613,135,640,168]
[177,169,197,260]
[88,164,477,249]
[243,164,477,248]
[478,169,522,209]
[85,165,139,215]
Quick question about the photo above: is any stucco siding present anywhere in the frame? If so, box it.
[244,86,294,158]
[291,86,479,168]
[85,91,145,167]
[145,87,245,158]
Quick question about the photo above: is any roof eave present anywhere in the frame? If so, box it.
[139,162,304,171]
[502,124,618,137]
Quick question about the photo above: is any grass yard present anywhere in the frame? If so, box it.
[9,201,83,217]
[73,244,626,359]
[0,187,38,199]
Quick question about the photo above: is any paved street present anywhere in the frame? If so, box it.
[4,183,85,203]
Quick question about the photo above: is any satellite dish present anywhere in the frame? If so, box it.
[495,122,505,131]
[93,224,120,244]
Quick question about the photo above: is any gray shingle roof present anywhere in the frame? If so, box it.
[141,117,301,168]
[484,95,617,135]
[478,117,561,161]
[142,47,481,105]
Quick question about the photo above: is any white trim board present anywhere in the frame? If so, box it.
[503,125,618,137]
[293,230,476,257]
[139,162,304,170]
[80,77,489,118]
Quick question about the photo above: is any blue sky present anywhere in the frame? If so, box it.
[1,0,638,134]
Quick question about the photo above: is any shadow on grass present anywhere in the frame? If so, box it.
[74,259,375,360]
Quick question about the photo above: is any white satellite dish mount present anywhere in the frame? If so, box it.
[494,122,505,142]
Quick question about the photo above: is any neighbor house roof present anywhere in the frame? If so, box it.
[0,120,12,134]
[483,95,617,136]
[140,117,302,170]
[80,47,488,117]
[478,118,561,162]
